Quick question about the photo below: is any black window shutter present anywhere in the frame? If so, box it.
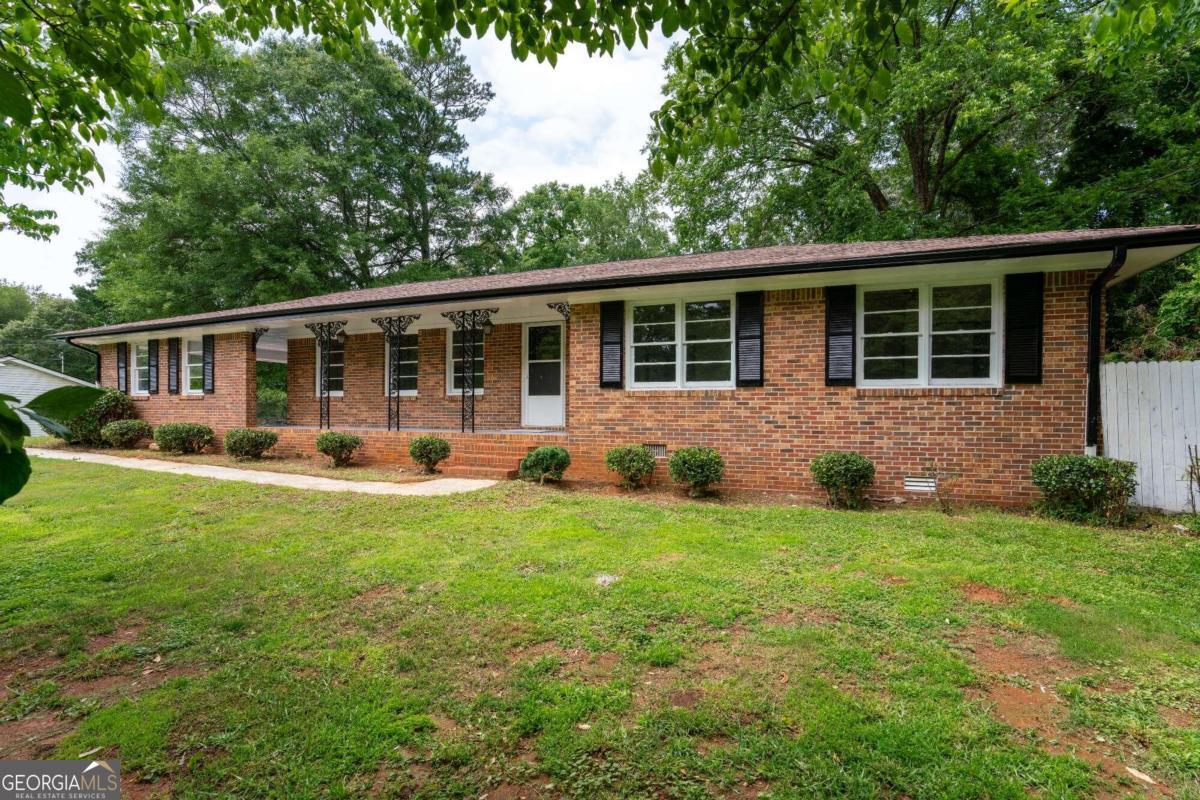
[116,342,128,394]
[202,334,215,394]
[735,291,765,387]
[1004,272,1044,383]
[167,338,180,394]
[147,339,159,394]
[599,301,624,388]
[825,285,857,386]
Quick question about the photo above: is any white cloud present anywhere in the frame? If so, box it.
[458,34,671,194]
[0,142,122,296]
[0,34,672,297]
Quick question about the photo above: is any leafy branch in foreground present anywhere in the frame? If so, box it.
[0,385,104,504]
[0,0,1191,237]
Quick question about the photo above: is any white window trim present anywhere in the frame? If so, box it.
[130,342,150,396]
[625,295,736,390]
[856,278,1002,388]
[446,328,485,396]
[383,336,419,397]
[183,338,205,395]
[314,340,345,398]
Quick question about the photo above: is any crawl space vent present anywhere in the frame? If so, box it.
[904,476,937,493]
[643,443,668,458]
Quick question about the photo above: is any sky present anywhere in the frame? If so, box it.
[0,33,673,297]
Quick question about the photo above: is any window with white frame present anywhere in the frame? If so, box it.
[314,339,345,396]
[858,280,999,386]
[132,343,150,394]
[448,329,484,393]
[184,339,204,394]
[385,333,419,395]
[629,298,734,388]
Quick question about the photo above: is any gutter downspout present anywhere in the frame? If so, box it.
[1085,244,1127,455]
[66,338,101,384]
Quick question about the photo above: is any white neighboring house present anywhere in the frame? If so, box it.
[0,356,97,435]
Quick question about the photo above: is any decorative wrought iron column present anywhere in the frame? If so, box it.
[371,314,420,430]
[251,327,270,348]
[304,321,346,429]
[546,302,570,321]
[441,308,497,433]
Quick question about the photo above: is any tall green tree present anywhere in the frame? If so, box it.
[659,0,1200,250]
[1,0,1183,238]
[499,176,672,271]
[78,38,507,322]
[0,280,34,326]
[0,294,95,380]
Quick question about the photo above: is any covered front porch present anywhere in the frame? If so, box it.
[253,296,572,436]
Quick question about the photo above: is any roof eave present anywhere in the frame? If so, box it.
[57,226,1200,340]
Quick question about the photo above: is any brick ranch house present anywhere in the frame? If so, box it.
[60,225,1200,504]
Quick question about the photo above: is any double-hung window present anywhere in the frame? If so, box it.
[184,339,205,394]
[448,329,484,394]
[132,343,151,394]
[629,298,734,388]
[858,280,999,386]
[385,333,419,396]
[315,339,345,396]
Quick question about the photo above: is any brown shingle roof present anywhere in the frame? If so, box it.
[60,224,1200,338]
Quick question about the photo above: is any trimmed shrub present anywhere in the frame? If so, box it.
[51,388,136,447]
[1031,454,1137,525]
[223,428,278,461]
[668,446,725,497]
[519,446,571,483]
[409,435,451,473]
[100,419,152,448]
[317,431,363,467]
[153,422,215,455]
[809,451,876,510]
[604,445,657,489]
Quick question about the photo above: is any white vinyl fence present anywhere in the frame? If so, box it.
[1100,360,1200,512]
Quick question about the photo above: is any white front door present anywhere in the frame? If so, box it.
[523,322,565,427]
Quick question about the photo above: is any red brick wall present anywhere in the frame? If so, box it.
[564,271,1096,504]
[285,326,522,430]
[98,333,256,447]
[95,271,1097,504]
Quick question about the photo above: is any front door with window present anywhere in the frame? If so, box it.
[523,323,564,427]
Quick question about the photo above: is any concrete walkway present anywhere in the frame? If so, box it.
[28,448,496,497]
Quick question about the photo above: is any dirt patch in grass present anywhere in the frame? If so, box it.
[961,582,1011,605]
[760,607,839,627]
[0,713,73,758]
[720,779,771,799]
[668,688,703,709]
[696,735,735,756]
[62,664,202,700]
[962,627,1169,797]
[957,626,1086,683]
[122,776,175,800]
[0,651,62,703]
[85,621,147,654]
[882,575,911,586]
[1159,705,1200,729]
[507,643,622,684]
[486,782,546,800]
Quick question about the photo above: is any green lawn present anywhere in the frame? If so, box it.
[1,459,1199,799]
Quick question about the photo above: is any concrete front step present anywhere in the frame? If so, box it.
[441,465,520,479]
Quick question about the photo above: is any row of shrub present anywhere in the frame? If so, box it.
[94,417,278,459]
[58,390,1141,520]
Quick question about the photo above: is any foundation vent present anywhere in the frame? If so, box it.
[643,443,668,458]
[904,476,937,493]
